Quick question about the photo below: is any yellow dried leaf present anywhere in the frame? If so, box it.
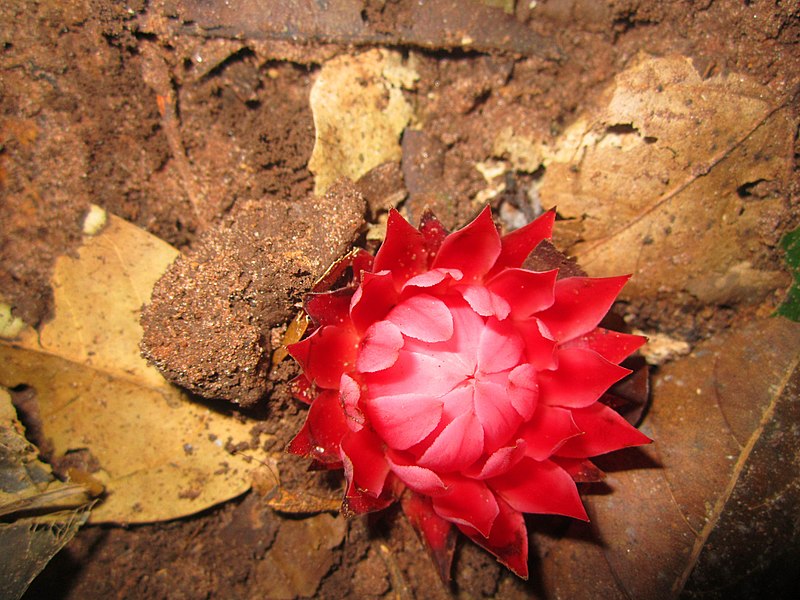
[0,210,275,524]
[540,54,792,303]
[308,49,417,194]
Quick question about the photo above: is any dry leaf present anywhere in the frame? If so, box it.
[308,49,417,194]
[537,317,800,598]
[0,209,276,524]
[539,54,793,304]
[0,389,91,600]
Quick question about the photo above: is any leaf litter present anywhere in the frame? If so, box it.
[0,207,307,524]
[539,54,793,306]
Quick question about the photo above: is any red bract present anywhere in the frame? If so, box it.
[288,207,651,579]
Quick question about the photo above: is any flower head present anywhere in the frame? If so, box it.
[288,207,650,579]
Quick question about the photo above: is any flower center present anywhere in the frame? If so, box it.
[359,294,534,469]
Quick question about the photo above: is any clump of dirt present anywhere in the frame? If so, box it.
[140,182,365,406]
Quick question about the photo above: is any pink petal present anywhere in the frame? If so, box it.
[474,379,523,452]
[305,289,353,327]
[401,492,457,583]
[356,320,405,373]
[456,495,529,578]
[537,275,630,343]
[288,324,359,389]
[477,317,524,374]
[437,383,476,418]
[487,268,557,319]
[507,364,539,419]
[364,348,469,399]
[555,402,652,458]
[387,451,447,495]
[367,393,443,450]
[387,294,454,343]
[287,390,347,464]
[339,374,364,431]
[432,476,499,537]
[418,411,484,471]
[402,267,463,292]
[373,209,430,284]
[468,440,527,479]
[515,320,558,371]
[340,428,391,497]
[431,206,501,282]
[565,327,646,364]
[519,406,581,460]
[539,347,631,408]
[349,270,399,334]
[457,284,511,319]
[490,209,556,275]
[490,457,588,520]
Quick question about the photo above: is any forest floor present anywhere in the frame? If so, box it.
[1,1,799,599]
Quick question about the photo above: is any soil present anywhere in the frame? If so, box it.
[1,0,798,599]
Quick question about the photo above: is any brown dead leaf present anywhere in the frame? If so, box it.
[0,389,91,600]
[0,208,277,524]
[309,49,417,194]
[537,317,800,598]
[539,54,793,304]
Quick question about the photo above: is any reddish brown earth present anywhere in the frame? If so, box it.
[2,1,798,599]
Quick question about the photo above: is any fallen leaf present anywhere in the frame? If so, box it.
[0,208,277,524]
[308,49,417,194]
[539,54,793,304]
[0,389,91,600]
[537,316,800,598]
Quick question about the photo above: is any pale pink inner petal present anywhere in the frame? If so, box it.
[473,440,527,479]
[474,379,523,452]
[437,384,476,419]
[367,393,443,450]
[386,453,447,495]
[418,411,484,471]
[365,348,470,399]
[403,267,463,290]
[387,294,454,343]
[507,364,539,419]
[356,320,405,373]
[457,284,511,320]
[477,318,524,374]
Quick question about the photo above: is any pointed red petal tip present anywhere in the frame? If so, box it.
[491,208,556,275]
[556,403,652,458]
[458,496,529,579]
[402,492,457,583]
[373,209,429,284]
[432,206,502,281]
[537,274,631,343]
[566,327,646,364]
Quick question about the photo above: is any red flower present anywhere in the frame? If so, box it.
[288,207,650,579]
